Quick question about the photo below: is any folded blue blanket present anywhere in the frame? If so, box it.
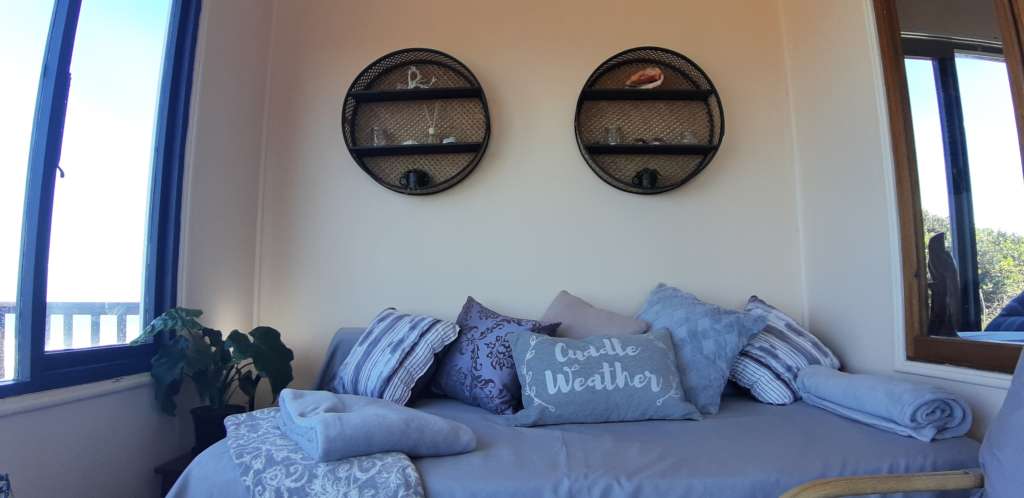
[796,366,972,442]
[226,408,424,497]
[278,389,477,462]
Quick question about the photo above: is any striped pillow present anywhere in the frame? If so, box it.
[729,296,840,405]
[333,308,459,405]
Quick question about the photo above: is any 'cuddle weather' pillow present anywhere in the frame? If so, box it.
[432,297,559,414]
[540,290,649,339]
[729,295,840,405]
[333,308,458,405]
[507,329,701,426]
[636,284,767,415]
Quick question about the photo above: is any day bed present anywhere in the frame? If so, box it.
[168,328,981,498]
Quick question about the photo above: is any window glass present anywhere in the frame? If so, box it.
[905,57,954,250]
[955,53,1024,329]
[44,0,171,351]
[0,1,56,379]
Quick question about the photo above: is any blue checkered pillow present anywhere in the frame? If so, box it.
[729,296,840,405]
[636,284,767,415]
[333,308,459,405]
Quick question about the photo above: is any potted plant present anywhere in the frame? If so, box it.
[133,308,295,454]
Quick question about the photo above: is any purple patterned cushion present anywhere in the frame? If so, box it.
[431,297,558,414]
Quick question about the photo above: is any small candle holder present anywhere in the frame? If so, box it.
[371,127,389,146]
[632,168,659,190]
[605,126,623,145]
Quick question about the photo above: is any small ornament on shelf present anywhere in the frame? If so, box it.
[423,102,441,144]
[625,67,664,89]
[371,127,389,146]
[605,126,623,145]
[632,168,660,189]
[397,66,436,89]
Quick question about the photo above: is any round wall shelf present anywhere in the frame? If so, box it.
[574,47,725,194]
[342,48,490,195]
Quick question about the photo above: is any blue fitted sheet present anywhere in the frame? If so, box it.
[168,328,981,497]
[170,395,979,498]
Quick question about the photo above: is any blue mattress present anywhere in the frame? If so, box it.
[168,328,981,497]
[169,395,979,498]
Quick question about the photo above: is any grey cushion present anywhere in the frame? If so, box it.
[508,329,701,426]
[636,284,767,414]
[979,351,1024,497]
[541,290,648,339]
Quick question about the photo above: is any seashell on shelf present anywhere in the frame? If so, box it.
[625,67,664,89]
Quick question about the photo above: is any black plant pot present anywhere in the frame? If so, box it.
[190,404,246,455]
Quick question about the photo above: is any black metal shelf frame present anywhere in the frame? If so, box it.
[350,142,483,157]
[341,48,491,195]
[579,89,713,101]
[585,143,714,155]
[573,46,725,195]
[348,87,483,103]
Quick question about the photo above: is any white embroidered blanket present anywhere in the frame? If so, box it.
[224,408,424,498]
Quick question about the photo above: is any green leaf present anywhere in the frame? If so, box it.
[132,308,204,345]
[246,327,294,401]
[150,334,189,415]
[202,328,232,365]
[225,330,254,362]
[185,330,218,374]
[139,308,294,415]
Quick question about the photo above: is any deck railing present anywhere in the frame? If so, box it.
[0,302,141,380]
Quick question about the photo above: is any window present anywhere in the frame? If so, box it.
[0,0,200,397]
[0,2,55,382]
[875,0,1024,373]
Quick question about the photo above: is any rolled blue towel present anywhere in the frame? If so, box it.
[277,389,477,462]
[796,366,972,442]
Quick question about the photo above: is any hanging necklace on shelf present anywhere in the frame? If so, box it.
[423,102,440,144]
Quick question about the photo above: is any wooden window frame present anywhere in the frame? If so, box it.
[874,0,1024,373]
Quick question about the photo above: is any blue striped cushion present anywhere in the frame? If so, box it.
[729,296,840,405]
[333,308,459,405]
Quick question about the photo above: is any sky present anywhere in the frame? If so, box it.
[906,55,1024,236]
[1,0,170,365]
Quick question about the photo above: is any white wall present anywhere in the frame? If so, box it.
[255,0,806,387]
[3,2,1016,496]
[780,0,1009,437]
[0,1,273,496]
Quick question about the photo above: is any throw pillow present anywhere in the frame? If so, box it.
[979,350,1024,498]
[432,297,558,414]
[730,296,841,405]
[333,308,458,405]
[636,284,767,415]
[985,291,1024,332]
[541,290,648,339]
[508,329,701,426]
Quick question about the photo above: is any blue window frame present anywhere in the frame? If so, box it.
[0,0,201,398]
